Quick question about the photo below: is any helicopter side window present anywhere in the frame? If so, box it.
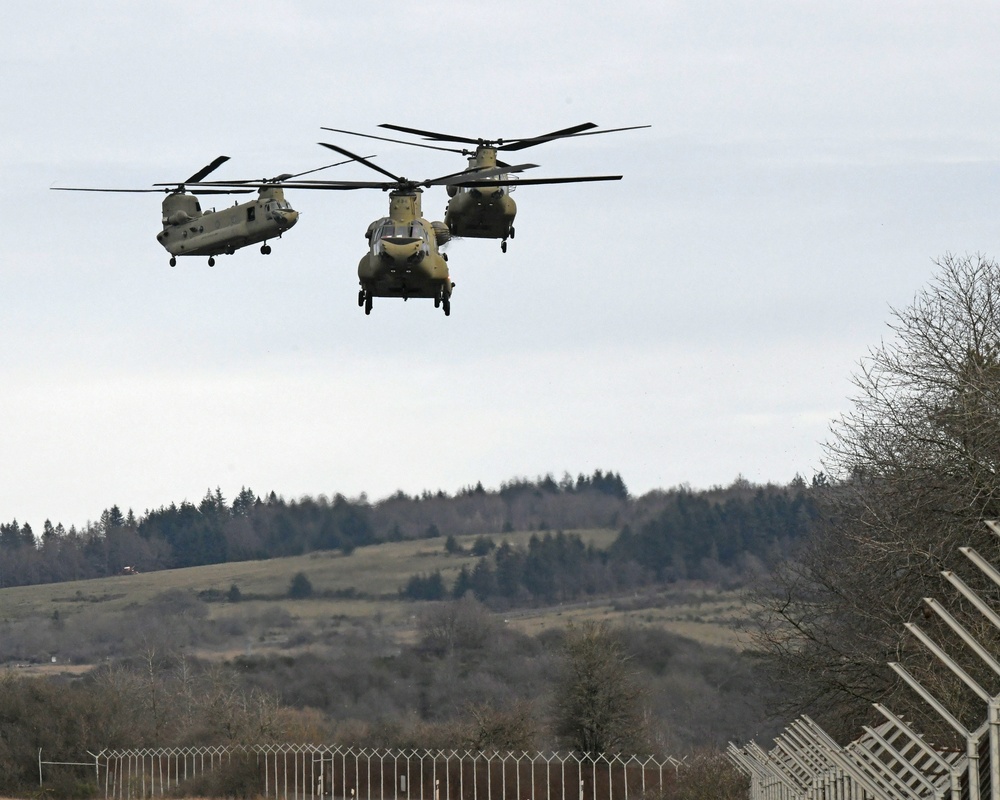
[247,206,256,222]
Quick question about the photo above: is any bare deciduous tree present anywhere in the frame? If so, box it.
[751,253,1000,741]
[553,621,648,755]
[416,595,498,661]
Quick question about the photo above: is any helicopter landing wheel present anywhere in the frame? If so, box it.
[501,240,507,253]
[364,293,373,315]
[208,256,216,267]
[510,226,515,239]
[261,244,271,255]
[442,297,451,316]
[169,257,176,267]
[358,289,366,307]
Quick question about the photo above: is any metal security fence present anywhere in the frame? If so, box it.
[94,745,682,800]
[728,711,964,800]
[730,519,1000,800]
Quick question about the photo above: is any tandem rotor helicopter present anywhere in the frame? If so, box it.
[189,139,629,316]
[51,155,356,266]
[51,122,647,316]
[321,122,650,252]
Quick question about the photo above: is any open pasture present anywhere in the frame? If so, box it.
[0,528,749,671]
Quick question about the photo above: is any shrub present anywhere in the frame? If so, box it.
[287,572,313,599]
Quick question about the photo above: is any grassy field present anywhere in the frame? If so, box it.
[0,528,752,670]
[0,529,618,617]
[501,591,751,649]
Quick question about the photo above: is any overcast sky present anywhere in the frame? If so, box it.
[4,2,1000,529]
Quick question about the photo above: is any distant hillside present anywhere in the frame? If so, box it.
[0,471,821,591]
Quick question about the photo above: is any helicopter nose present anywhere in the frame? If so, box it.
[271,209,299,228]
[380,238,422,262]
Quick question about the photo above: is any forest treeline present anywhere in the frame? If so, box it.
[0,470,821,591]
[403,475,818,605]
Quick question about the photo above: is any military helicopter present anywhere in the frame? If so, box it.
[192,141,623,316]
[192,143,518,315]
[321,122,649,251]
[52,155,354,267]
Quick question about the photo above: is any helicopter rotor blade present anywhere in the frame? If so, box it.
[378,122,605,152]
[51,185,254,195]
[51,186,168,193]
[279,182,388,190]
[189,179,391,191]
[427,163,540,185]
[500,124,651,151]
[497,123,600,151]
[200,156,377,185]
[378,123,484,146]
[238,161,543,191]
[549,124,653,139]
[190,188,255,195]
[318,142,404,183]
[452,174,623,188]
[151,179,266,193]
[282,156,376,181]
[184,155,231,184]
[322,127,466,154]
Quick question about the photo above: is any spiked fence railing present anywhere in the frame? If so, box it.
[730,520,1000,800]
[93,744,684,800]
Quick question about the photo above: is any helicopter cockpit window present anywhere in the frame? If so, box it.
[376,222,426,240]
[371,221,430,256]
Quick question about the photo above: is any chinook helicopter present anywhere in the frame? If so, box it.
[52,155,354,267]
[192,141,622,316]
[321,122,649,252]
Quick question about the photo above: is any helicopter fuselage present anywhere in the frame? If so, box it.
[445,186,516,239]
[155,186,298,258]
[358,190,450,302]
[444,146,517,241]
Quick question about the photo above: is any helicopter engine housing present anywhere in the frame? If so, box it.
[431,221,450,245]
[161,193,202,228]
